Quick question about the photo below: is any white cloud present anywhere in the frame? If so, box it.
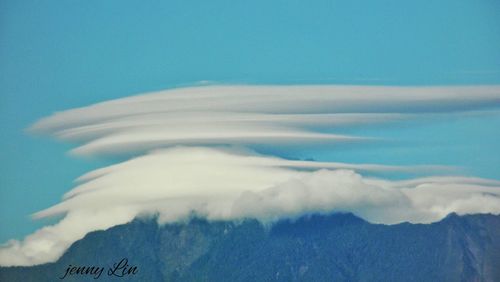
[29,85,500,156]
[1,147,499,267]
[2,85,500,266]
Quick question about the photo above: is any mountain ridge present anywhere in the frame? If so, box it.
[1,212,499,281]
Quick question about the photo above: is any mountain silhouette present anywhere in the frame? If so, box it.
[1,213,499,281]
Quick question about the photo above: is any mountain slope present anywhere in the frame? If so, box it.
[1,213,499,282]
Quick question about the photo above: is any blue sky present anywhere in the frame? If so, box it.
[1,0,500,243]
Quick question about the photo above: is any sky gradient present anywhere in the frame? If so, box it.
[1,0,500,247]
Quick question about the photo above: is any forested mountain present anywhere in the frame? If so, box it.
[2,213,499,282]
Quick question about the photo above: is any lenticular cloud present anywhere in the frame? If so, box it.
[30,85,500,156]
[2,85,500,267]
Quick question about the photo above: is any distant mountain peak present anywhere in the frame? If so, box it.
[2,212,500,282]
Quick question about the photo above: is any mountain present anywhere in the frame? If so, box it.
[1,213,500,282]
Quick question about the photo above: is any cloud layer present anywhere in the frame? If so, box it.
[1,147,500,266]
[30,85,500,156]
[2,85,500,266]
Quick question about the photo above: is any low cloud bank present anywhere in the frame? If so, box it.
[2,85,500,266]
[1,147,499,266]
